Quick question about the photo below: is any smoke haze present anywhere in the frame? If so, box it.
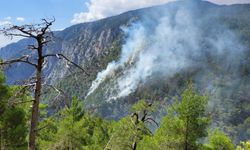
[86,1,244,102]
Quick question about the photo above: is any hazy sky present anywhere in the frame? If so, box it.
[0,0,250,47]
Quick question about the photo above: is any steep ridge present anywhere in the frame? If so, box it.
[0,1,217,84]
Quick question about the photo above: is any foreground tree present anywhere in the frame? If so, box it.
[37,98,111,149]
[105,100,158,150]
[204,130,234,150]
[0,19,87,150]
[0,71,29,149]
[138,83,210,150]
[236,141,250,150]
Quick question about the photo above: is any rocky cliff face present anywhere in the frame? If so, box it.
[0,1,249,100]
[0,1,248,92]
[0,10,140,84]
[0,1,219,84]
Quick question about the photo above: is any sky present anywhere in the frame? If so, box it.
[0,0,250,47]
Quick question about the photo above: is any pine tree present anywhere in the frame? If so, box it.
[204,130,234,150]
[139,83,210,150]
[105,100,157,150]
[0,71,29,149]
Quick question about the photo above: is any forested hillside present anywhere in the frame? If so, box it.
[0,0,250,149]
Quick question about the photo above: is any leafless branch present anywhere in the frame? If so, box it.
[0,55,37,68]
[7,85,34,106]
[35,124,49,132]
[0,18,55,40]
[42,53,89,75]
[11,100,34,105]
[145,117,159,127]
[0,18,57,149]
[43,84,71,108]
[41,18,55,35]
[27,44,38,50]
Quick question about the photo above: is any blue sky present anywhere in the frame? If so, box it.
[1,0,250,30]
[0,0,250,47]
[1,0,176,29]
[0,0,88,30]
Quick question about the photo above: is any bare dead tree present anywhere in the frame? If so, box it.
[0,18,87,150]
[129,102,158,150]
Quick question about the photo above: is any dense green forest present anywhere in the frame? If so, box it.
[1,1,250,149]
[0,71,249,149]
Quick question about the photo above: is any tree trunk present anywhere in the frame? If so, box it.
[0,128,6,150]
[132,142,137,150]
[184,118,189,150]
[28,44,43,150]
[0,19,55,150]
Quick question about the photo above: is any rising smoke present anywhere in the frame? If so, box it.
[86,1,244,101]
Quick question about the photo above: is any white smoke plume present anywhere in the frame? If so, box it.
[86,25,147,97]
[86,2,244,101]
